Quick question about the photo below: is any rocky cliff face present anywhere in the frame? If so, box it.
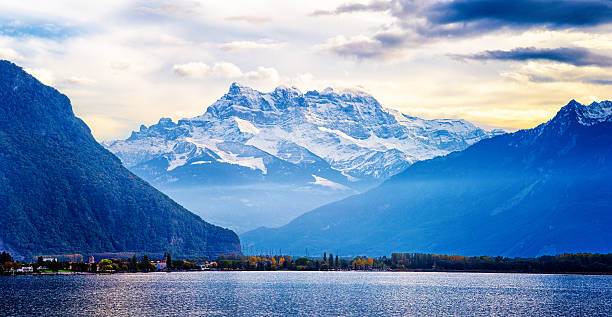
[110,83,499,182]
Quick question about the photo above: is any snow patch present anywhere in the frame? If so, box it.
[191,161,212,165]
[310,175,349,190]
[341,171,359,182]
[167,154,189,171]
[185,137,267,174]
[317,126,403,152]
[234,117,260,134]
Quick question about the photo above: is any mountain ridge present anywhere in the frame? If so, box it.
[241,99,612,257]
[106,83,502,232]
[0,60,240,260]
[110,82,502,180]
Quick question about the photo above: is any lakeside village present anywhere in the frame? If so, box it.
[1,251,612,276]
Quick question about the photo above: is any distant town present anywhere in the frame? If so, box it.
[1,251,611,275]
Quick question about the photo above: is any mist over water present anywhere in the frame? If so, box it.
[2,272,611,316]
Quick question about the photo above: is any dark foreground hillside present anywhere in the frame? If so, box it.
[243,100,612,257]
[0,61,240,260]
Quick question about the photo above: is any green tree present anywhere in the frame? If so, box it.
[99,259,118,272]
[130,255,138,272]
[166,252,172,270]
[140,255,153,272]
[0,251,12,263]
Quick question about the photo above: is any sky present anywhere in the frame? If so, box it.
[1,0,612,140]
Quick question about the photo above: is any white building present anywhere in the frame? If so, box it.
[16,266,33,273]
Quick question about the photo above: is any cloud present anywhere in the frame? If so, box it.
[318,0,612,28]
[132,0,201,17]
[63,76,97,86]
[225,16,272,24]
[0,47,21,60]
[133,33,191,46]
[311,0,391,16]
[501,61,612,85]
[427,0,612,30]
[219,40,286,51]
[316,29,416,59]
[313,0,612,59]
[22,68,95,87]
[457,47,612,67]
[245,67,280,82]
[173,62,280,82]
[0,19,78,39]
[587,79,612,85]
[317,35,385,59]
[109,61,131,71]
[173,62,211,78]
[211,62,243,78]
[173,62,243,78]
[24,67,55,85]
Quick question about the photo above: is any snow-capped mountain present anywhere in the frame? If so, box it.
[105,83,502,232]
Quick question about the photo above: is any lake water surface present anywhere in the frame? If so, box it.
[1,271,611,316]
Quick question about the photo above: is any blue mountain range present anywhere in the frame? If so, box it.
[242,100,612,257]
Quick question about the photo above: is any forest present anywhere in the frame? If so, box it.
[216,252,612,273]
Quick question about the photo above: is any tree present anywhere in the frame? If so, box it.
[49,259,61,272]
[99,259,118,272]
[130,255,138,272]
[166,252,172,270]
[366,257,374,269]
[140,255,153,272]
[0,251,12,264]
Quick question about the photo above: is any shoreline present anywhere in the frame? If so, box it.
[3,269,611,276]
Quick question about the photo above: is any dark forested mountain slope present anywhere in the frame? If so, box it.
[0,61,240,259]
[242,100,612,257]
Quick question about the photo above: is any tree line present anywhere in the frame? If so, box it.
[0,252,199,274]
[216,252,612,273]
[388,252,612,273]
[216,252,365,271]
[2,251,611,274]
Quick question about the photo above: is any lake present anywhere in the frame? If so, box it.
[1,272,611,316]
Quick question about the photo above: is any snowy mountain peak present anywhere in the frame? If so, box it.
[104,83,503,232]
[273,85,302,95]
[553,99,612,127]
[157,117,175,125]
[228,82,251,93]
[582,101,612,124]
[311,86,378,104]
[107,83,501,182]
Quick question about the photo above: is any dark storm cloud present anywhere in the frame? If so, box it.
[458,47,612,67]
[587,79,612,85]
[315,0,612,30]
[427,0,612,30]
[313,0,612,59]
